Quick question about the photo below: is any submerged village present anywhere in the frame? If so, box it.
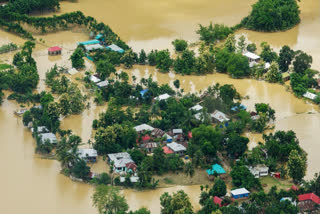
[1,0,320,214]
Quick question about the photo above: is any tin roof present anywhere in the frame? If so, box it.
[48,46,62,52]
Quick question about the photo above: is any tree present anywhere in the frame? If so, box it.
[147,50,157,66]
[59,93,71,116]
[247,43,257,53]
[160,190,194,214]
[209,178,227,197]
[215,49,231,73]
[156,50,172,73]
[121,50,135,68]
[260,42,278,63]
[243,0,300,32]
[22,111,32,126]
[71,159,91,181]
[92,185,129,214]
[196,23,233,44]
[226,133,249,158]
[226,53,250,78]
[70,47,85,69]
[172,39,188,52]
[224,34,236,52]
[278,45,294,72]
[174,50,196,74]
[93,124,137,155]
[138,49,147,64]
[184,162,195,177]
[255,103,275,121]
[265,62,282,83]
[230,164,262,190]
[288,149,307,183]
[173,79,180,89]
[237,35,246,53]
[96,60,116,80]
[293,51,312,73]
[219,84,240,106]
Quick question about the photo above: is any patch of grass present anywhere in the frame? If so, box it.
[163,177,174,184]
[0,63,12,70]
[260,176,293,192]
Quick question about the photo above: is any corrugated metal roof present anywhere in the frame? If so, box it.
[231,188,250,196]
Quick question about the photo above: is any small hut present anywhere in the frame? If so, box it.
[48,46,62,55]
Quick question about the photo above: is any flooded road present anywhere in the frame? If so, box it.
[1,0,320,213]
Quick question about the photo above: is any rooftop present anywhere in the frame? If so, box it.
[85,44,105,51]
[107,152,133,168]
[189,104,203,111]
[78,148,98,159]
[134,124,154,132]
[243,52,260,60]
[298,193,320,204]
[48,46,62,52]
[154,93,171,101]
[96,80,109,88]
[163,146,174,154]
[213,196,222,206]
[231,188,250,196]
[173,129,183,134]
[39,133,57,144]
[107,44,124,53]
[31,126,48,133]
[78,39,100,46]
[206,164,226,175]
[211,110,230,123]
[90,75,101,83]
[167,142,186,152]
[303,91,317,100]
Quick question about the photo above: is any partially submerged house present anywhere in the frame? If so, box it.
[206,164,226,176]
[280,197,296,206]
[78,40,100,46]
[48,46,62,55]
[167,142,186,156]
[243,52,260,67]
[303,91,317,100]
[85,44,105,52]
[211,110,230,123]
[298,193,320,211]
[77,148,98,162]
[107,44,124,53]
[282,72,290,82]
[107,152,135,173]
[248,164,269,178]
[31,126,49,134]
[231,188,250,199]
[39,133,57,144]
[68,68,78,75]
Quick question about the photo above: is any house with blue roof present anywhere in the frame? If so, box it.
[140,89,149,97]
[231,104,247,111]
[78,39,100,46]
[95,33,105,41]
[206,164,226,175]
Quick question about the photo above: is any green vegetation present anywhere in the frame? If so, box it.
[196,23,233,44]
[0,43,18,54]
[242,0,301,32]
[172,39,188,52]
[160,190,194,214]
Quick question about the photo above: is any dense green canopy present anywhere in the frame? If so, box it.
[242,0,300,32]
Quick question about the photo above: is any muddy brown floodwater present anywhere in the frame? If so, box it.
[1,0,320,213]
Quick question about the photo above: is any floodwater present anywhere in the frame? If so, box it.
[1,0,320,213]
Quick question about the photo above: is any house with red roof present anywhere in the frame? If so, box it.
[213,196,223,207]
[48,46,62,55]
[298,193,320,211]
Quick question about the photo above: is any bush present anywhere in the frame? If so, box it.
[172,39,188,52]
